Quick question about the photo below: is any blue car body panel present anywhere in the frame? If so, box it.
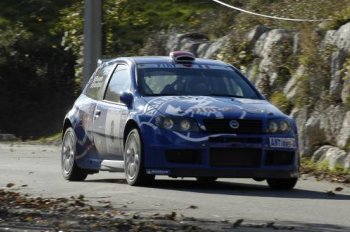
[63,55,299,179]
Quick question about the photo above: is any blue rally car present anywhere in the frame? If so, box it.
[61,51,299,190]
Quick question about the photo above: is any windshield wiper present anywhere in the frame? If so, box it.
[143,93,177,96]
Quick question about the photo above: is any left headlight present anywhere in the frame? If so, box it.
[155,116,199,132]
[267,119,291,134]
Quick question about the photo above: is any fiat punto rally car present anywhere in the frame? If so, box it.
[61,51,299,190]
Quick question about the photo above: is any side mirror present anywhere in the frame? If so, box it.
[120,92,134,108]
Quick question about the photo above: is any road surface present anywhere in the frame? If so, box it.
[1,143,350,231]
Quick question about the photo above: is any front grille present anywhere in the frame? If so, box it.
[203,119,263,134]
[166,150,202,164]
[208,137,262,143]
[210,148,261,167]
[265,150,295,166]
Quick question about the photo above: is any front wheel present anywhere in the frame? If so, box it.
[267,178,298,190]
[61,128,88,181]
[124,129,154,186]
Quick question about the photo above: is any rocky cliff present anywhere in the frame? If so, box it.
[144,23,350,170]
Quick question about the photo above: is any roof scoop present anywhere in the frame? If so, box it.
[170,51,195,63]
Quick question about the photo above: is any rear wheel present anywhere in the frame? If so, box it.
[267,178,298,190]
[61,128,88,181]
[124,129,154,186]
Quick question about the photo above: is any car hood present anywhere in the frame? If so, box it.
[141,96,285,120]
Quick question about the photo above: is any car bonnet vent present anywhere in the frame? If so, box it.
[170,51,195,63]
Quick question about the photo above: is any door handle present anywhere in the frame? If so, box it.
[94,110,101,118]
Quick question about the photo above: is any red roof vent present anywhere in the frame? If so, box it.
[170,51,195,63]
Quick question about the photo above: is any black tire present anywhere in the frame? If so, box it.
[61,128,88,181]
[124,129,154,186]
[196,177,218,182]
[267,178,298,190]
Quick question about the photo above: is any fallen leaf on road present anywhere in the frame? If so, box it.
[265,222,278,229]
[74,200,85,207]
[6,183,15,188]
[97,200,110,204]
[334,187,344,192]
[326,190,336,196]
[0,189,234,231]
[233,219,244,228]
[165,211,177,220]
[25,216,33,222]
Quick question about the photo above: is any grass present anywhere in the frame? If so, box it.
[34,132,62,145]
[301,158,350,183]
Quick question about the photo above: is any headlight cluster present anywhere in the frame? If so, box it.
[155,116,199,132]
[267,119,291,133]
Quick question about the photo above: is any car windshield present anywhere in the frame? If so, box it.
[137,64,261,99]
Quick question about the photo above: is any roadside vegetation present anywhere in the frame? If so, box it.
[301,158,350,184]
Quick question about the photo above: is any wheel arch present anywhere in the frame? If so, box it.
[62,119,73,140]
[123,119,140,146]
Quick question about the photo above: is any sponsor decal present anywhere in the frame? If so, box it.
[137,64,231,70]
[146,169,170,175]
[105,109,122,154]
[269,138,296,149]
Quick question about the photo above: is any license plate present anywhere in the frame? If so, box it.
[269,138,296,148]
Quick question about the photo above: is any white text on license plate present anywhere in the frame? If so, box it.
[269,138,296,148]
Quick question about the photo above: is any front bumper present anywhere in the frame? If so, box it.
[141,126,299,178]
[164,169,298,178]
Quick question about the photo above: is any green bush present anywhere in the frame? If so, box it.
[270,92,292,114]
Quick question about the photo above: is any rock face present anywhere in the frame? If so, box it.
[312,145,348,170]
[144,22,350,170]
[253,29,295,95]
[323,23,350,53]
[337,111,350,149]
[165,32,229,59]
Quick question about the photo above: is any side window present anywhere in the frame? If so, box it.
[85,64,115,99]
[104,64,130,102]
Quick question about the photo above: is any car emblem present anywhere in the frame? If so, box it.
[229,120,239,129]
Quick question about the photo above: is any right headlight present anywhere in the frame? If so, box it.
[267,119,291,134]
[155,116,199,132]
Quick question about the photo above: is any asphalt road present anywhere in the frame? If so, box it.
[1,143,350,231]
